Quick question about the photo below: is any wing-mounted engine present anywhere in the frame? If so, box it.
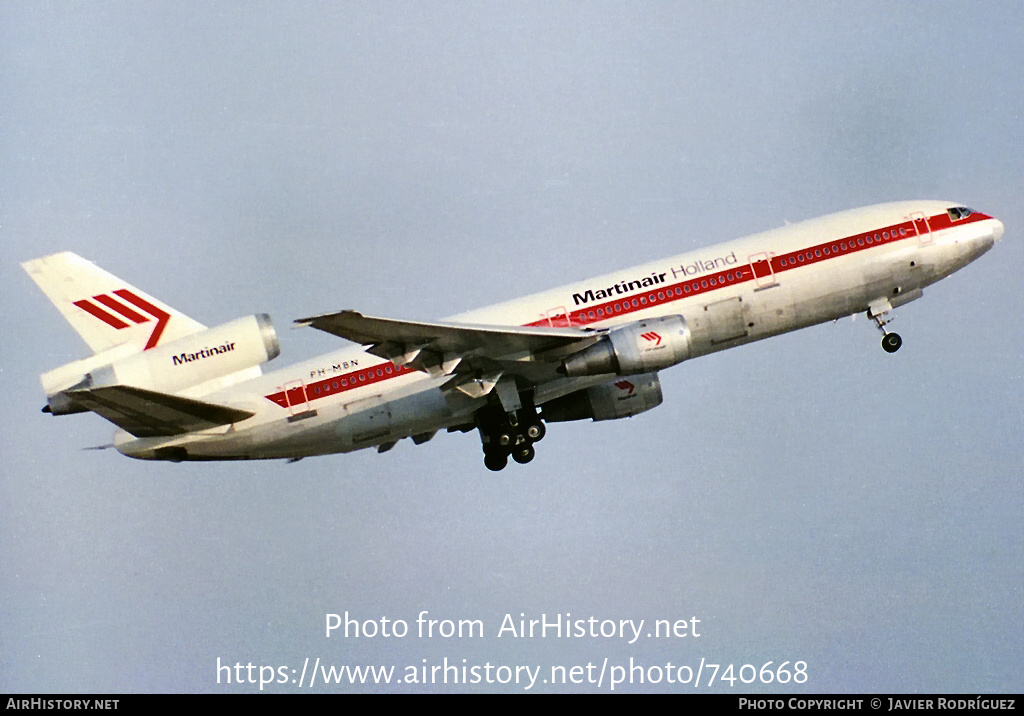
[543,372,663,422]
[44,314,280,414]
[560,315,691,377]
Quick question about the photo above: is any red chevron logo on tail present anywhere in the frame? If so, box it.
[73,290,170,350]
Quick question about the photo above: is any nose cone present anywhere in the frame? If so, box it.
[992,218,1004,242]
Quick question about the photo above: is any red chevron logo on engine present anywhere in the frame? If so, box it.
[614,380,635,395]
[640,331,662,345]
[73,290,170,350]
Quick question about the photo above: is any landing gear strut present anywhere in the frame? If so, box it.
[475,397,546,471]
[869,305,902,353]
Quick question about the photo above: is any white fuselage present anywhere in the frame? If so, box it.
[114,201,1002,461]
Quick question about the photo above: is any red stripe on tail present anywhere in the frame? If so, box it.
[113,289,170,350]
[93,294,151,324]
[73,299,130,329]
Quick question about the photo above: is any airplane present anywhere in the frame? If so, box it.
[22,200,1003,471]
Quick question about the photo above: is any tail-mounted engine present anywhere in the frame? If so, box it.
[543,372,663,422]
[44,314,280,414]
[561,315,691,377]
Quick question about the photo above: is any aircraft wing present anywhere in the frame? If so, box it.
[66,385,255,438]
[295,310,603,373]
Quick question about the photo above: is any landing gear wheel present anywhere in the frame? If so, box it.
[475,396,546,471]
[484,451,508,471]
[525,421,546,442]
[881,332,902,353]
[495,422,517,448]
[511,443,535,464]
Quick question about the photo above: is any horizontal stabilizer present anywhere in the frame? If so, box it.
[65,385,255,438]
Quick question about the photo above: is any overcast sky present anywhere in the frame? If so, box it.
[2,1,1021,693]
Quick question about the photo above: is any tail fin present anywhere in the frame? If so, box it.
[21,251,206,354]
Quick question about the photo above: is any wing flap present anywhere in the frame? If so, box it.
[66,385,255,438]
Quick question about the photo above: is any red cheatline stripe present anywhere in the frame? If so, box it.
[113,289,170,350]
[264,210,991,407]
[74,299,130,329]
[524,211,991,329]
[265,363,417,408]
[93,293,150,324]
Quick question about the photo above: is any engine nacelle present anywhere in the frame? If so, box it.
[543,373,663,422]
[561,315,691,377]
[45,314,279,414]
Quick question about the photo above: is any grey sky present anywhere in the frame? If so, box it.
[2,2,1021,692]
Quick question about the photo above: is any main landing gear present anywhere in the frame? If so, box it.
[476,400,546,472]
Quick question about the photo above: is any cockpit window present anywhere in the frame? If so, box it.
[947,206,973,220]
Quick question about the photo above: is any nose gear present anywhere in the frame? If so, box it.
[867,298,903,353]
